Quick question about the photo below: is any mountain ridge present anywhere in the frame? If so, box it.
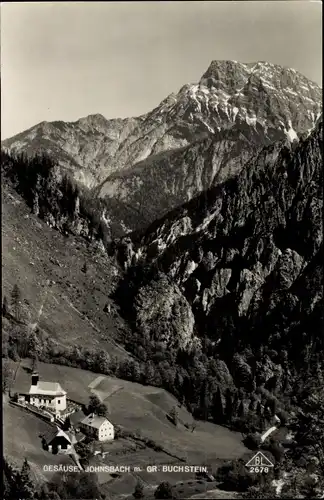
[2,60,322,233]
[3,60,321,172]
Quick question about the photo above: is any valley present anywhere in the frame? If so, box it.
[2,52,323,500]
[4,359,248,499]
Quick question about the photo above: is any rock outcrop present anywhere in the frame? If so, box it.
[112,119,323,354]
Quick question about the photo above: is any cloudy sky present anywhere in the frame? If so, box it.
[1,1,322,139]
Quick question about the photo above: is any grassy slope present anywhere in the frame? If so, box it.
[3,401,74,483]
[10,360,247,463]
[2,183,130,358]
[7,359,248,497]
[189,489,238,499]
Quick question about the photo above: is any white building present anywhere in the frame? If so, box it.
[80,413,114,442]
[18,372,67,413]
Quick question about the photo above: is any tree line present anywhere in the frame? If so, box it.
[1,150,117,242]
[2,284,290,438]
[3,285,323,499]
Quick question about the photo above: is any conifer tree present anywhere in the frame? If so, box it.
[130,360,141,383]
[88,394,101,414]
[169,405,179,425]
[232,391,240,416]
[225,388,233,423]
[211,386,224,424]
[2,360,15,394]
[238,400,245,419]
[175,371,184,396]
[199,380,210,420]
[31,354,38,373]
[267,398,277,417]
[11,284,22,320]
[256,401,263,416]
[2,295,9,316]
[32,191,39,216]
[17,458,35,499]
[3,458,20,500]
[154,481,173,499]
[144,361,157,385]
[248,397,255,412]
[133,480,145,498]
[96,403,108,417]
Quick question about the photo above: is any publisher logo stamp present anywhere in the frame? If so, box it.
[245,451,274,474]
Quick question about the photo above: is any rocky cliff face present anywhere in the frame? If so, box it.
[112,118,323,355]
[100,128,259,230]
[3,61,322,232]
[2,114,142,188]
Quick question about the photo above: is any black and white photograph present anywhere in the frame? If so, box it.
[1,1,323,499]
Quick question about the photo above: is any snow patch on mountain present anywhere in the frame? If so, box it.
[246,114,257,127]
[195,210,219,233]
[232,107,239,121]
[284,120,299,143]
[184,260,199,280]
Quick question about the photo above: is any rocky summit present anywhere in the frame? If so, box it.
[2,60,322,232]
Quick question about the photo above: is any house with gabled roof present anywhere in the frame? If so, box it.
[80,413,114,442]
[18,371,67,413]
[42,427,72,454]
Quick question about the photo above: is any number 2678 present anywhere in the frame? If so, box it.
[249,466,269,473]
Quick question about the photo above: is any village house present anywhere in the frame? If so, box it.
[42,427,72,454]
[17,372,67,414]
[80,413,115,442]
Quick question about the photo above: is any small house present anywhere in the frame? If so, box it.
[42,427,72,454]
[80,413,114,442]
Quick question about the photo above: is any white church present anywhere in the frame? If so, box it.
[18,371,67,414]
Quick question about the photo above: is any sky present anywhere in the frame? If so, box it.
[1,1,322,139]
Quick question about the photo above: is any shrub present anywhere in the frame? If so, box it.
[243,433,262,450]
[216,460,260,492]
[133,480,145,498]
[154,481,176,499]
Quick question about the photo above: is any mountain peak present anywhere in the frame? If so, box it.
[2,58,322,218]
[200,60,248,88]
[77,113,107,125]
[200,59,320,89]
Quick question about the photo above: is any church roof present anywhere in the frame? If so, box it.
[29,381,66,396]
